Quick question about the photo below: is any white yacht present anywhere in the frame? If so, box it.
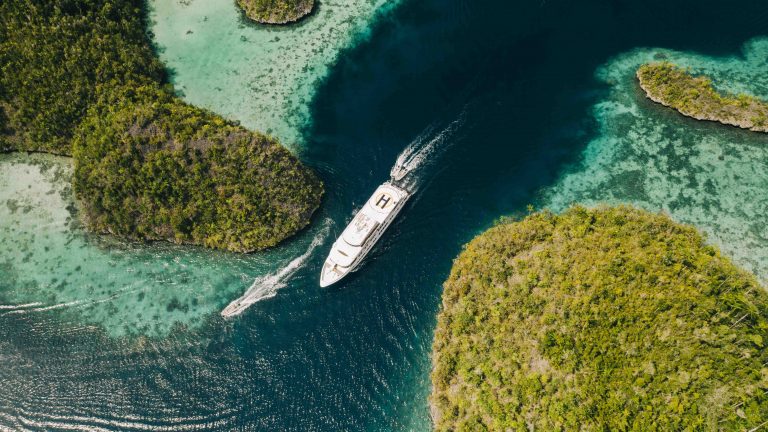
[320,182,409,287]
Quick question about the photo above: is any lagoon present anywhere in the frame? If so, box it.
[2,0,768,429]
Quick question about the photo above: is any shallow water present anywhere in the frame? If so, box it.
[0,153,328,338]
[545,40,768,283]
[149,0,398,148]
[2,0,768,430]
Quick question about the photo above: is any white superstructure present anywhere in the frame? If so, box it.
[320,182,409,287]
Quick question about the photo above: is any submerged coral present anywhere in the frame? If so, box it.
[545,39,768,283]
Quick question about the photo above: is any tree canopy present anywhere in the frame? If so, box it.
[0,0,322,251]
[236,0,314,24]
[431,206,768,431]
[637,62,768,132]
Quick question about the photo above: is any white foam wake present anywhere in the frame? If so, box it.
[0,302,43,310]
[1,284,145,316]
[390,113,465,191]
[221,220,331,318]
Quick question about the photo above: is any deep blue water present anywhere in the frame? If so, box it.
[2,0,768,430]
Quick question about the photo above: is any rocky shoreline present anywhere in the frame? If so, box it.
[637,62,768,133]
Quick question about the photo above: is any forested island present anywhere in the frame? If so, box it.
[0,0,322,252]
[431,206,768,430]
[237,0,314,24]
[637,62,768,132]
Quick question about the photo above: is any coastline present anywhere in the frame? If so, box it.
[149,0,399,148]
[0,0,402,337]
[636,63,768,133]
[236,0,315,25]
[0,151,329,336]
[430,206,768,430]
[1,0,324,253]
[545,40,768,287]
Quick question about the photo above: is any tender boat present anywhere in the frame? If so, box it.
[320,181,409,287]
[221,298,251,318]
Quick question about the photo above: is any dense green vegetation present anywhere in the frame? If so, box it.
[73,84,322,252]
[0,0,322,251]
[431,206,768,431]
[637,62,768,132]
[236,0,314,24]
[0,0,164,153]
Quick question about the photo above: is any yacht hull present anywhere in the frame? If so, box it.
[320,182,409,287]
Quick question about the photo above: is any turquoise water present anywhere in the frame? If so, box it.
[1,0,394,339]
[0,153,329,337]
[150,0,399,148]
[2,0,768,429]
[546,39,768,283]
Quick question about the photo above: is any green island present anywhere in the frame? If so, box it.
[431,206,768,431]
[637,62,768,132]
[236,0,314,24]
[0,0,322,252]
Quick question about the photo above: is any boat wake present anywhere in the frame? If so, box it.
[0,302,43,310]
[390,113,465,191]
[1,284,145,317]
[221,220,331,318]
